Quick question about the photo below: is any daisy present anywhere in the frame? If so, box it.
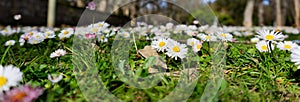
[277,41,298,51]
[166,39,188,60]
[118,31,130,38]
[165,23,174,29]
[250,37,260,43]
[256,41,274,53]
[1,26,16,36]
[186,38,200,46]
[58,28,74,40]
[28,32,45,45]
[0,65,23,92]
[256,30,286,42]
[0,85,44,102]
[151,37,168,52]
[186,30,197,36]
[97,33,108,42]
[50,49,67,58]
[5,40,16,46]
[291,46,300,69]
[193,41,203,53]
[95,21,110,30]
[87,25,101,34]
[197,33,217,42]
[216,32,233,42]
[19,39,25,46]
[43,30,56,39]
[48,73,63,84]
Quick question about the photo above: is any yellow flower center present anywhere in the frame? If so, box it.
[265,34,274,40]
[36,35,40,38]
[197,44,202,49]
[173,46,180,52]
[284,45,291,49]
[190,42,195,46]
[4,29,8,33]
[261,45,268,51]
[92,28,98,33]
[158,42,165,47]
[29,32,33,35]
[0,76,8,87]
[205,36,211,40]
[220,33,226,37]
[63,31,69,35]
[8,42,13,45]
[100,35,105,39]
[98,24,103,27]
[12,92,27,102]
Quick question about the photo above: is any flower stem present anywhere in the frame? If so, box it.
[0,46,11,65]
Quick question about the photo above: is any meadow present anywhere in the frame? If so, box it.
[0,23,300,102]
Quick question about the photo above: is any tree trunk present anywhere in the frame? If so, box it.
[97,0,107,12]
[258,0,264,26]
[47,0,56,27]
[282,0,288,25]
[243,0,255,28]
[295,0,300,28]
[76,0,84,8]
[276,0,282,26]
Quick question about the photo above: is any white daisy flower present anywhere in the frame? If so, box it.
[19,39,25,46]
[256,30,286,42]
[50,49,67,58]
[186,30,197,36]
[44,30,56,39]
[95,21,110,29]
[216,32,233,42]
[0,65,23,92]
[187,38,200,46]
[174,25,187,34]
[166,23,174,30]
[291,46,300,69]
[197,33,217,42]
[256,41,274,53]
[193,41,203,53]
[166,39,188,60]
[188,25,197,31]
[48,73,63,84]
[250,37,260,43]
[28,32,45,45]
[277,41,298,51]
[243,31,254,37]
[4,40,16,46]
[151,37,168,52]
[97,33,108,42]
[87,25,101,34]
[58,28,74,40]
[118,31,130,38]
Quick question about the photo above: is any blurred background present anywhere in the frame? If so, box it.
[0,0,299,28]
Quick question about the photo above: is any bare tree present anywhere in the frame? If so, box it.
[276,0,282,26]
[295,0,300,28]
[243,0,255,28]
[258,0,264,26]
[282,0,288,25]
[47,0,56,27]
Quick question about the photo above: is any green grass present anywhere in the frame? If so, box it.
[1,32,300,102]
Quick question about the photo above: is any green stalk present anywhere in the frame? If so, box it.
[0,46,11,65]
